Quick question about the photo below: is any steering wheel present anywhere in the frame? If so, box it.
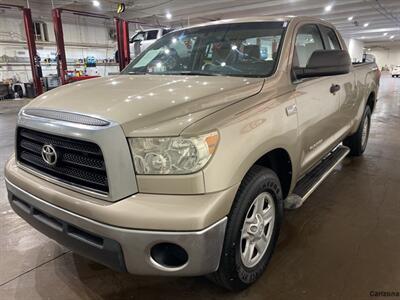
[163,49,180,70]
[202,62,242,74]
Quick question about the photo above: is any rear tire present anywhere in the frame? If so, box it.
[343,106,371,156]
[208,165,283,291]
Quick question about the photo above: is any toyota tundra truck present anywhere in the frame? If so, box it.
[4,16,380,291]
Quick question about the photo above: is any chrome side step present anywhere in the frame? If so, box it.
[285,145,350,209]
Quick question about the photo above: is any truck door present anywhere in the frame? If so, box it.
[292,24,343,175]
[319,25,358,134]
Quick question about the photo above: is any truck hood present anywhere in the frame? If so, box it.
[26,75,264,136]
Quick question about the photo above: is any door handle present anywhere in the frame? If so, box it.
[330,84,341,95]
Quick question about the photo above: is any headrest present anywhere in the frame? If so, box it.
[244,45,260,59]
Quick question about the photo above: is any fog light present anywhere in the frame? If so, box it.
[150,243,188,269]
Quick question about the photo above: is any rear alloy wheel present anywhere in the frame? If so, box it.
[361,112,370,150]
[208,166,283,291]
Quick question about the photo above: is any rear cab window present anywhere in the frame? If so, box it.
[319,25,341,50]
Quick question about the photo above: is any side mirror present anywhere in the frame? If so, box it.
[294,50,351,79]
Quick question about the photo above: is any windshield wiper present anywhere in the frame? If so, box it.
[127,71,147,75]
[126,71,217,76]
[175,71,217,76]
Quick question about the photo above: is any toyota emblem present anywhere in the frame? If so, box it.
[41,144,58,166]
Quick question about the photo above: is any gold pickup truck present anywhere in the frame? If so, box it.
[5,16,380,290]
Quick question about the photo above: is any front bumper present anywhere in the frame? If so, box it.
[6,178,227,276]
[8,108,236,276]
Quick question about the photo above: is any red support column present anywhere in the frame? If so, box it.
[22,8,43,96]
[122,20,130,68]
[115,18,125,71]
[52,8,68,85]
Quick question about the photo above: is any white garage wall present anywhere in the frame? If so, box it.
[0,17,118,81]
[368,47,400,69]
[0,17,116,55]
[342,38,365,63]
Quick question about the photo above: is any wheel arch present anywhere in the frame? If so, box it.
[250,148,293,199]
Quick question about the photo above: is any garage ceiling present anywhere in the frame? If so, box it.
[2,0,400,46]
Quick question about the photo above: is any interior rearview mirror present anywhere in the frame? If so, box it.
[294,50,351,79]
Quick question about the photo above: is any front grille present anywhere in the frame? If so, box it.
[16,127,109,194]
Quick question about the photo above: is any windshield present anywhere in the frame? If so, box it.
[122,22,286,77]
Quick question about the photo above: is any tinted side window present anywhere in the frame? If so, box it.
[162,29,174,35]
[320,25,341,50]
[146,30,159,40]
[294,24,324,68]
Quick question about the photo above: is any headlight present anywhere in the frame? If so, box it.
[128,131,219,175]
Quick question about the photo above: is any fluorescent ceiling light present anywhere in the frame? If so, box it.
[325,5,333,12]
[166,12,172,19]
[363,23,369,27]
[390,35,395,39]
[347,16,353,21]
[358,28,394,34]
[92,0,100,7]
[383,32,388,36]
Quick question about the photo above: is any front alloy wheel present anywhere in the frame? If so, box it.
[240,192,275,268]
[208,166,283,291]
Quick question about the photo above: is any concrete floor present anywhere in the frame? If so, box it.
[0,74,399,299]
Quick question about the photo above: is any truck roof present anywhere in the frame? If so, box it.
[180,15,332,30]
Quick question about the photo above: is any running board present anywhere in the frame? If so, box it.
[285,145,350,209]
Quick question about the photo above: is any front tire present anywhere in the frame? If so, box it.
[114,50,119,63]
[343,106,371,156]
[209,166,283,291]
